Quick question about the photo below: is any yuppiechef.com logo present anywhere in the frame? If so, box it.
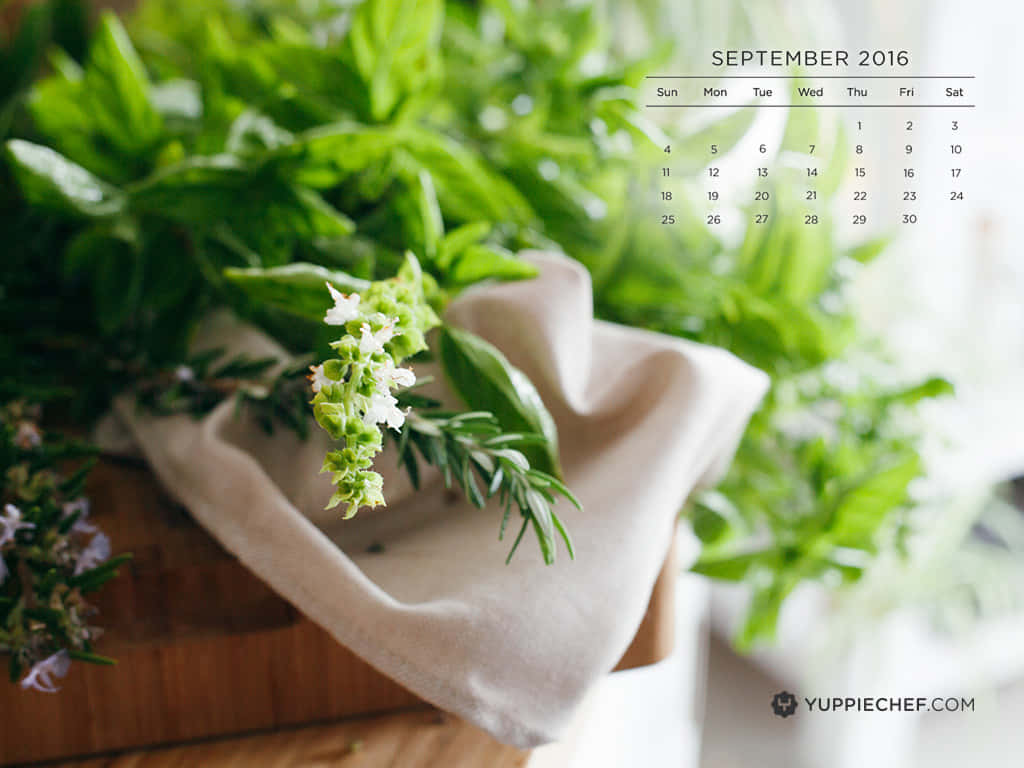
[771,691,975,718]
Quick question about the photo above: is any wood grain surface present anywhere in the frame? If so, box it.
[52,710,528,768]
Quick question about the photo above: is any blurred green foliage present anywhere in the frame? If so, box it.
[0,0,951,647]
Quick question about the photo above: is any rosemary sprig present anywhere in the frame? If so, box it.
[134,348,279,419]
[1,400,131,689]
[392,396,579,565]
[134,351,320,441]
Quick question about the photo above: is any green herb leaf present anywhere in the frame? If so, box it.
[401,128,536,226]
[831,455,921,549]
[4,139,125,217]
[345,0,443,121]
[448,244,539,287]
[224,263,370,321]
[691,550,776,581]
[438,326,561,477]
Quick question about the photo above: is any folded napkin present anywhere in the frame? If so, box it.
[109,252,768,748]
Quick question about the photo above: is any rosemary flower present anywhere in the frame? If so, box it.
[14,422,41,450]
[0,503,34,547]
[74,532,111,576]
[19,651,71,693]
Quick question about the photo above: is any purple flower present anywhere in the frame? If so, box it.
[20,651,71,693]
[73,532,111,576]
[62,498,97,534]
[61,498,90,519]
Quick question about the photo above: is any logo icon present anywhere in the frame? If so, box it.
[771,690,798,718]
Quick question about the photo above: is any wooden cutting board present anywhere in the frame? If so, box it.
[0,459,675,765]
[54,710,530,768]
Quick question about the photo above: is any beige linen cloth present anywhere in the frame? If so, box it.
[105,252,769,748]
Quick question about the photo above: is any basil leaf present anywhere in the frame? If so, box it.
[84,13,162,156]
[224,263,370,322]
[691,550,777,581]
[5,139,124,217]
[128,154,249,223]
[276,123,401,188]
[830,455,921,549]
[448,244,539,287]
[438,326,561,477]
[401,128,536,226]
[391,168,443,263]
[346,0,443,121]
[288,185,356,239]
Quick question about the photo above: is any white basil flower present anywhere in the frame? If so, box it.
[307,363,334,394]
[358,317,398,355]
[363,390,407,431]
[324,282,361,325]
[20,651,71,693]
[0,504,34,547]
[373,358,415,391]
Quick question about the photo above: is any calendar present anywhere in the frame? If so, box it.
[644,49,976,241]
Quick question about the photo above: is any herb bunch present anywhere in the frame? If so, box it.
[0,401,130,691]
